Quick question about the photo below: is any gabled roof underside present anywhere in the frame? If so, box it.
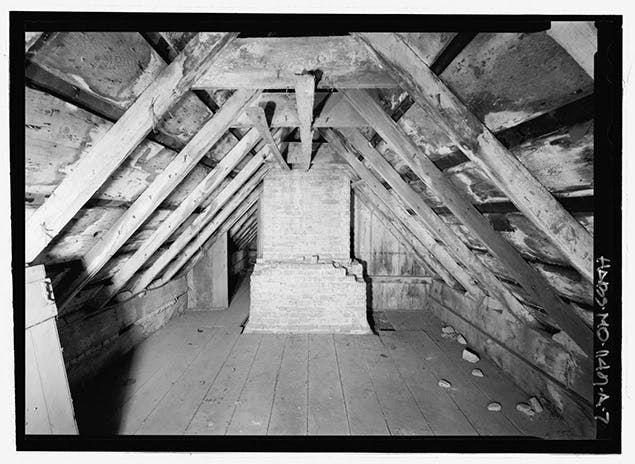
[24,28,595,354]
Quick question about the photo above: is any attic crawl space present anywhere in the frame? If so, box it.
[17,19,621,447]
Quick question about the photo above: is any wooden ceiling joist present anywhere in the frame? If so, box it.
[294,74,316,170]
[337,89,592,356]
[55,89,259,310]
[353,33,594,284]
[246,107,291,171]
[193,36,396,89]
[231,92,369,128]
[25,32,239,264]
[156,177,265,286]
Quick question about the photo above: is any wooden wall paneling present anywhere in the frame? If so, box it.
[25,265,78,434]
[328,130,482,296]
[353,188,442,282]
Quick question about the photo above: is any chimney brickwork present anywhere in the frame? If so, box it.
[244,164,370,334]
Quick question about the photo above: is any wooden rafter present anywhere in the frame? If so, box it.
[127,158,270,298]
[353,33,594,284]
[25,32,43,52]
[103,126,259,291]
[25,32,239,264]
[328,126,552,324]
[337,88,592,355]
[172,191,262,284]
[157,180,265,286]
[236,227,257,250]
[95,147,270,307]
[230,206,258,239]
[234,216,257,244]
[246,106,290,171]
[325,129,486,299]
[294,74,316,170]
[241,229,258,249]
[56,90,260,310]
[237,224,258,250]
[547,22,596,78]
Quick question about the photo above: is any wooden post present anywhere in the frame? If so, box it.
[186,231,229,310]
[294,74,316,170]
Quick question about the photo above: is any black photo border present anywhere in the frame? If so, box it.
[10,11,623,454]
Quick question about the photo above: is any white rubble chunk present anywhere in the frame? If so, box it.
[529,397,544,413]
[471,368,484,377]
[438,379,452,389]
[462,348,480,363]
[488,402,502,412]
[516,402,535,416]
[456,334,467,345]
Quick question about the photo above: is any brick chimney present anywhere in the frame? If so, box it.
[244,160,371,334]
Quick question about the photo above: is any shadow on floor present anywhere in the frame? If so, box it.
[71,349,137,435]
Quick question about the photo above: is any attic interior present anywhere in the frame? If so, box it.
[24,28,596,438]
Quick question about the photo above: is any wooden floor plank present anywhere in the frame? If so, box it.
[226,334,286,435]
[135,327,240,434]
[394,329,522,436]
[121,313,220,394]
[114,326,219,434]
[379,331,478,435]
[307,334,350,435]
[186,333,263,435]
[356,335,433,436]
[73,316,198,431]
[73,277,576,438]
[414,311,577,438]
[333,335,390,435]
[268,334,309,435]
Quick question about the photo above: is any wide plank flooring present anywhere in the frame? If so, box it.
[73,278,578,438]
